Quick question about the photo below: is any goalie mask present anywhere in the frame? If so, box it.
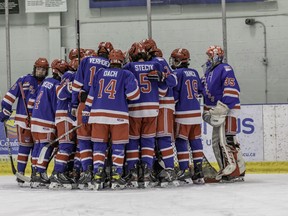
[51,59,69,78]
[33,57,49,81]
[68,48,84,61]
[109,49,125,67]
[97,42,114,59]
[128,42,147,62]
[169,48,190,69]
[205,45,224,69]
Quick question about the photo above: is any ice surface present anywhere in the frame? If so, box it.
[0,174,288,216]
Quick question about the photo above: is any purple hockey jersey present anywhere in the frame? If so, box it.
[56,71,76,125]
[124,61,167,117]
[1,74,40,129]
[31,77,60,133]
[151,57,177,111]
[173,68,203,125]
[201,63,240,116]
[72,56,110,106]
[85,67,140,124]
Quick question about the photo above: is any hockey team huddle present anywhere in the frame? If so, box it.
[0,39,246,190]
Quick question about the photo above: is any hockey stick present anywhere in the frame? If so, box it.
[4,121,16,174]
[18,82,30,120]
[3,121,31,182]
[38,124,82,164]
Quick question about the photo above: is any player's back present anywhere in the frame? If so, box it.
[74,56,110,93]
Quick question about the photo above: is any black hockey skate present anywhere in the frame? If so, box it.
[49,172,74,190]
[124,164,139,188]
[177,168,193,184]
[192,163,205,185]
[30,171,50,188]
[111,167,126,190]
[16,172,25,187]
[157,168,179,188]
[92,167,106,190]
[139,163,157,188]
[77,166,93,190]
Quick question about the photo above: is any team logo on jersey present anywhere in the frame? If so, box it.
[224,66,232,71]
[117,118,124,122]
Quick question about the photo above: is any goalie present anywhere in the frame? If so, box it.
[201,45,246,182]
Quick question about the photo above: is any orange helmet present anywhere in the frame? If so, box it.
[84,49,97,57]
[150,46,163,58]
[169,48,190,69]
[34,58,49,69]
[51,59,69,75]
[68,48,84,61]
[109,49,125,65]
[141,38,157,52]
[128,42,147,62]
[97,42,114,58]
[33,57,49,81]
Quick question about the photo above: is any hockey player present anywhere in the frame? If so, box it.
[71,41,113,189]
[30,59,69,188]
[49,59,78,189]
[82,49,140,190]
[170,48,205,184]
[123,42,168,188]
[201,45,246,181]
[68,48,84,61]
[0,57,48,185]
[146,44,179,187]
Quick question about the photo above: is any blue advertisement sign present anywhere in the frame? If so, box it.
[0,121,19,155]
[90,0,264,8]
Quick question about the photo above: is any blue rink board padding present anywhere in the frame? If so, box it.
[90,0,264,8]
[0,122,19,155]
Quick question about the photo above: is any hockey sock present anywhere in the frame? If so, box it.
[189,138,204,168]
[140,137,155,169]
[78,139,93,172]
[31,142,40,167]
[157,136,174,169]
[36,142,53,173]
[54,143,74,173]
[73,146,81,171]
[93,142,107,174]
[17,145,32,173]
[175,138,189,170]
[112,144,125,174]
[126,139,140,171]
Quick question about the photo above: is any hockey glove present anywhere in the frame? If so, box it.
[147,70,166,82]
[82,108,90,124]
[69,103,78,117]
[79,90,88,103]
[0,109,12,122]
[202,101,229,127]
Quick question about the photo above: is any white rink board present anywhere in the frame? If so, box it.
[202,104,288,162]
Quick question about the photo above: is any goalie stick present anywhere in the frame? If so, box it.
[37,124,82,164]
[3,121,31,182]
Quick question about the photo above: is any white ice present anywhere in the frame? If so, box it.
[0,174,288,216]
